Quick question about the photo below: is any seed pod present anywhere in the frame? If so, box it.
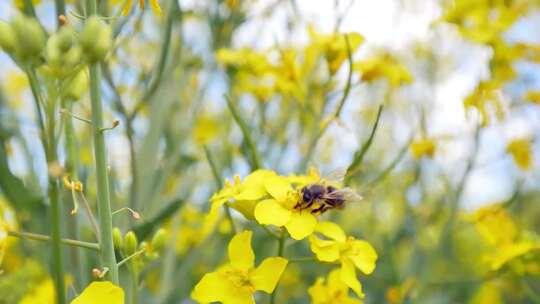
[124,231,138,255]
[10,13,46,60]
[62,69,88,101]
[112,227,123,251]
[79,16,112,62]
[0,21,16,53]
[151,229,168,253]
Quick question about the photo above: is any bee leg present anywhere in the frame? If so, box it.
[311,204,325,214]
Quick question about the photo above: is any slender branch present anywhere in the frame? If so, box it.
[117,248,146,267]
[345,104,384,184]
[8,231,100,251]
[204,145,237,234]
[77,192,101,240]
[300,34,353,170]
[367,135,413,187]
[225,95,262,170]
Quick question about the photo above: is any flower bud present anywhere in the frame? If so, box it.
[124,231,138,255]
[79,16,112,62]
[0,21,16,53]
[151,229,168,253]
[112,227,123,251]
[11,13,46,60]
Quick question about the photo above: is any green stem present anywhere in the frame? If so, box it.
[345,104,384,184]
[522,277,540,304]
[117,248,146,267]
[300,34,353,171]
[288,257,316,263]
[270,229,286,304]
[225,95,262,170]
[204,145,237,234]
[7,231,100,250]
[55,0,66,25]
[44,77,66,304]
[88,61,119,283]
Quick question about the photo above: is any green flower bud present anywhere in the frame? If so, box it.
[151,229,168,253]
[56,27,74,53]
[124,231,138,255]
[112,227,123,251]
[0,21,16,53]
[79,16,112,62]
[62,69,87,101]
[11,13,46,60]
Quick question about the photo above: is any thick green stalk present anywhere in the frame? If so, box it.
[88,63,119,283]
[45,86,66,304]
[86,0,119,284]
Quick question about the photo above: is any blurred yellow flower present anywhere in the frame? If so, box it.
[410,138,436,159]
[14,0,41,9]
[506,138,533,170]
[191,231,288,304]
[71,281,124,304]
[463,81,504,126]
[309,28,364,75]
[193,115,220,145]
[19,278,55,304]
[470,281,504,304]
[119,0,162,16]
[309,222,377,297]
[525,90,540,105]
[308,269,362,304]
[466,205,540,271]
[254,174,317,240]
[354,54,412,87]
[4,71,29,109]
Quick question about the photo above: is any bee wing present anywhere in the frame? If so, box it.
[322,168,348,185]
[323,188,363,203]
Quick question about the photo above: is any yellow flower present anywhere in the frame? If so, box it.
[309,28,365,75]
[410,138,436,159]
[254,174,318,240]
[470,281,504,304]
[176,206,216,256]
[20,278,56,304]
[14,0,41,9]
[191,231,288,304]
[308,269,362,304]
[309,222,377,297]
[193,115,220,145]
[506,138,533,170]
[209,169,275,220]
[466,205,540,271]
[71,281,125,304]
[354,54,412,87]
[525,90,540,105]
[120,0,162,16]
[463,81,504,126]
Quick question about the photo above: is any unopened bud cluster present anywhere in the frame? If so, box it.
[0,14,112,69]
[113,228,168,265]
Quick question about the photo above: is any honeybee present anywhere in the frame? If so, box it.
[294,170,363,214]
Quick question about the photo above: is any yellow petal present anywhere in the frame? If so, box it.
[309,235,340,262]
[71,281,124,304]
[235,187,267,201]
[250,257,288,293]
[307,277,327,303]
[228,231,255,270]
[327,268,349,295]
[285,211,317,240]
[191,271,236,303]
[264,175,292,202]
[340,259,364,298]
[348,240,378,274]
[315,221,346,242]
[150,0,162,15]
[254,199,291,227]
[122,0,133,16]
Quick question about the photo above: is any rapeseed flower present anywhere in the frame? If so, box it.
[354,54,412,87]
[506,138,533,170]
[309,28,364,75]
[71,281,124,304]
[410,138,436,159]
[118,0,162,16]
[191,231,288,304]
[308,269,362,304]
[309,222,377,297]
[254,174,317,240]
